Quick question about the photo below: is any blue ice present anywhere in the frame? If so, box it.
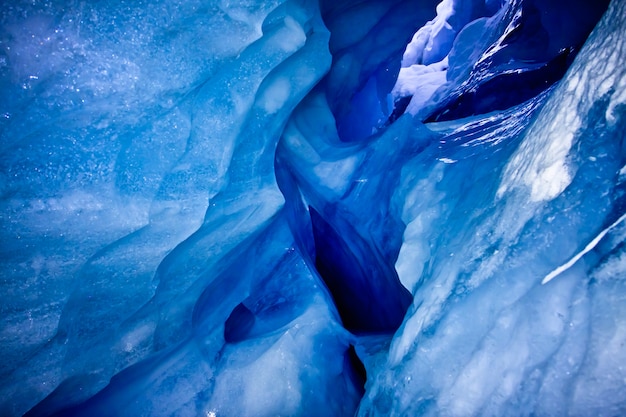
[1,0,625,416]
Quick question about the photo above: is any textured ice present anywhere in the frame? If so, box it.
[0,0,624,416]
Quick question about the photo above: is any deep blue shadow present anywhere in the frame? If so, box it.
[310,207,412,334]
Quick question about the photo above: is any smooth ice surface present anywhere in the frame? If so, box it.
[0,0,624,416]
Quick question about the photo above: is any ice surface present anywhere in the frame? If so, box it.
[0,0,624,416]
[360,0,626,415]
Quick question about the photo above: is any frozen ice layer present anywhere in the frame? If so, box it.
[0,0,624,416]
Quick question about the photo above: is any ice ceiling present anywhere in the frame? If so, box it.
[1,0,625,416]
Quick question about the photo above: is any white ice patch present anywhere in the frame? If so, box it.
[396,166,444,295]
[606,68,626,124]
[260,77,291,114]
[618,165,626,183]
[240,343,303,416]
[392,59,448,115]
[392,0,454,116]
[497,105,579,202]
[313,155,360,196]
[393,59,448,97]
[118,321,156,353]
[276,16,306,53]
[401,0,454,67]
[396,215,432,292]
[498,91,581,202]
[528,158,572,203]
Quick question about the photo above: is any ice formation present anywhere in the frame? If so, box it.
[0,0,624,416]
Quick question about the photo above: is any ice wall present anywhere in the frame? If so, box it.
[0,0,624,416]
[1,1,356,415]
[359,0,626,415]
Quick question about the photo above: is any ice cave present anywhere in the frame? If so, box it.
[1,0,625,415]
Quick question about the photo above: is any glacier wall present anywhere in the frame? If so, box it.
[0,0,624,416]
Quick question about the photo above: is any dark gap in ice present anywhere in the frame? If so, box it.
[386,94,412,125]
[224,302,255,344]
[425,46,575,122]
[344,344,367,394]
[310,207,412,334]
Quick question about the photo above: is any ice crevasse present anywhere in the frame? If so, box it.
[0,0,625,416]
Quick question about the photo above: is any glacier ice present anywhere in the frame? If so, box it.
[0,0,625,416]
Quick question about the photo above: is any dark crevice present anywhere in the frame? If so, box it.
[224,302,255,344]
[310,207,412,334]
[344,345,367,394]
[424,46,575,122]
[386,94,412,125]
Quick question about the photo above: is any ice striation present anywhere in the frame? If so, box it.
[0,0,624,416]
